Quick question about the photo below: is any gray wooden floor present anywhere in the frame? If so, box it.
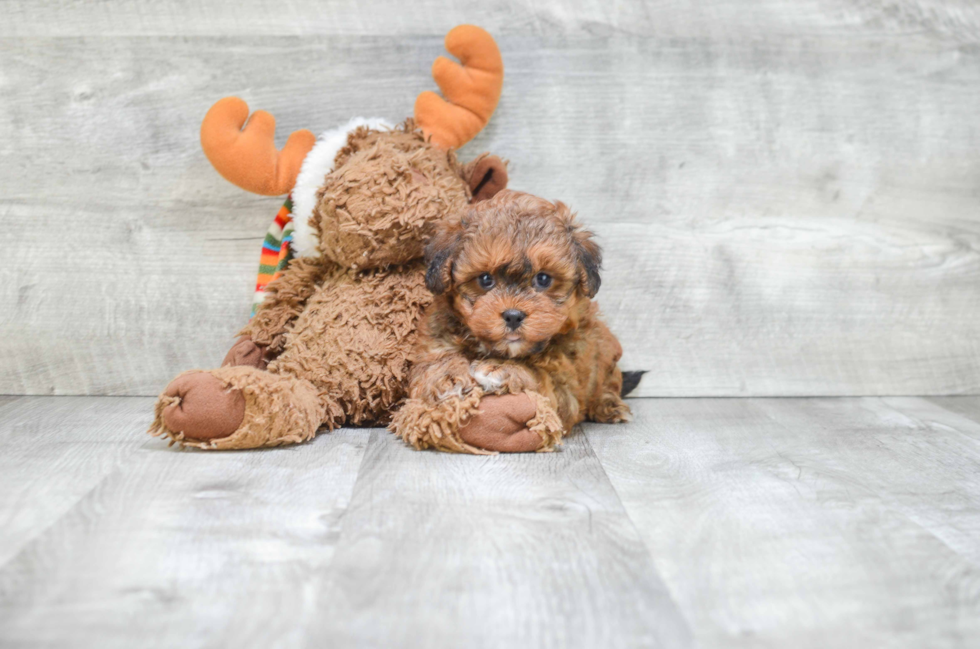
[1,396,978,647]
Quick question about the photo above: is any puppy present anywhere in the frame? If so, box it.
[391,190,631,454]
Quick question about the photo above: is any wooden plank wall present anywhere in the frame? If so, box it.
[2,1,979,396]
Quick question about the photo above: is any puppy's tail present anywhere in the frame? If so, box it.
[621,371,646,397]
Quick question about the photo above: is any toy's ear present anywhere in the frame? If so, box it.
[424,221,465,294]
[463,154,508,202]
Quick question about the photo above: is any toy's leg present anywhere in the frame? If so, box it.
[391,389,564,454]
[390,389,488,454]
[148,366,326,450]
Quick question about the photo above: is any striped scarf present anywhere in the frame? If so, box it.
[252,196,296,317]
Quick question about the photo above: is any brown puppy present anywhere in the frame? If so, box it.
[391,190,631,454]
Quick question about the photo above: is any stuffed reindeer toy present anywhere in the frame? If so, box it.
[150,25,541,452]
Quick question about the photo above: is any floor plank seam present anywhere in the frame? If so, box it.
[577,424,696,632]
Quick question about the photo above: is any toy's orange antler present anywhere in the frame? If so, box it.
[200,97,316,196]
[414,25,504,150]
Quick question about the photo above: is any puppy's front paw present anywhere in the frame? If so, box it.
[470,364,506,393]
[469,361,537,395]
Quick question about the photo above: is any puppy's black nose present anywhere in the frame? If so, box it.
[502,309,526,330]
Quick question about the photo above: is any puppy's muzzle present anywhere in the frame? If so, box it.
[502,309,526,330]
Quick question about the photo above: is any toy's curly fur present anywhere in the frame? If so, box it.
[149,122,508,448]
[256,260,431,427]
[390,191,630,453]
[311,124,472,269]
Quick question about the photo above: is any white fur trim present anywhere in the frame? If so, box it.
[290,117,393,258]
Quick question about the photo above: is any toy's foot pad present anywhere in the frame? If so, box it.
[161,372,245,441]
[457,393,544,453]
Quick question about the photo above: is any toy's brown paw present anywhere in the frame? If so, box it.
[161,372,245,441]
[458,393,543,453]
[221,336,268,369]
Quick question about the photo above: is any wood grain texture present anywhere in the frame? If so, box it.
[0,397,151,565]
[0,397,20,410]
[4,396,980,646]
[587,397,980,648]
[0,398,691,648]
[0,403,369,648]
[926,396,980,432]
[304,429,692,649]
[3,2,980,396]
[3,0,979,40]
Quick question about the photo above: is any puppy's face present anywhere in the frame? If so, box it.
[426,191,602,358]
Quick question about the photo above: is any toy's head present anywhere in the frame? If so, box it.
[200,25,508,270]
[292,120,506,268]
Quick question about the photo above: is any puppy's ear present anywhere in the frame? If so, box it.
[554,201,602,297]
[573,230,602,298]
[557,202,602,298]
[463,154,508,203]
[425,221,464,294]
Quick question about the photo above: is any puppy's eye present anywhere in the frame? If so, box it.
[533,272,553,290]
[478,273,495,290]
